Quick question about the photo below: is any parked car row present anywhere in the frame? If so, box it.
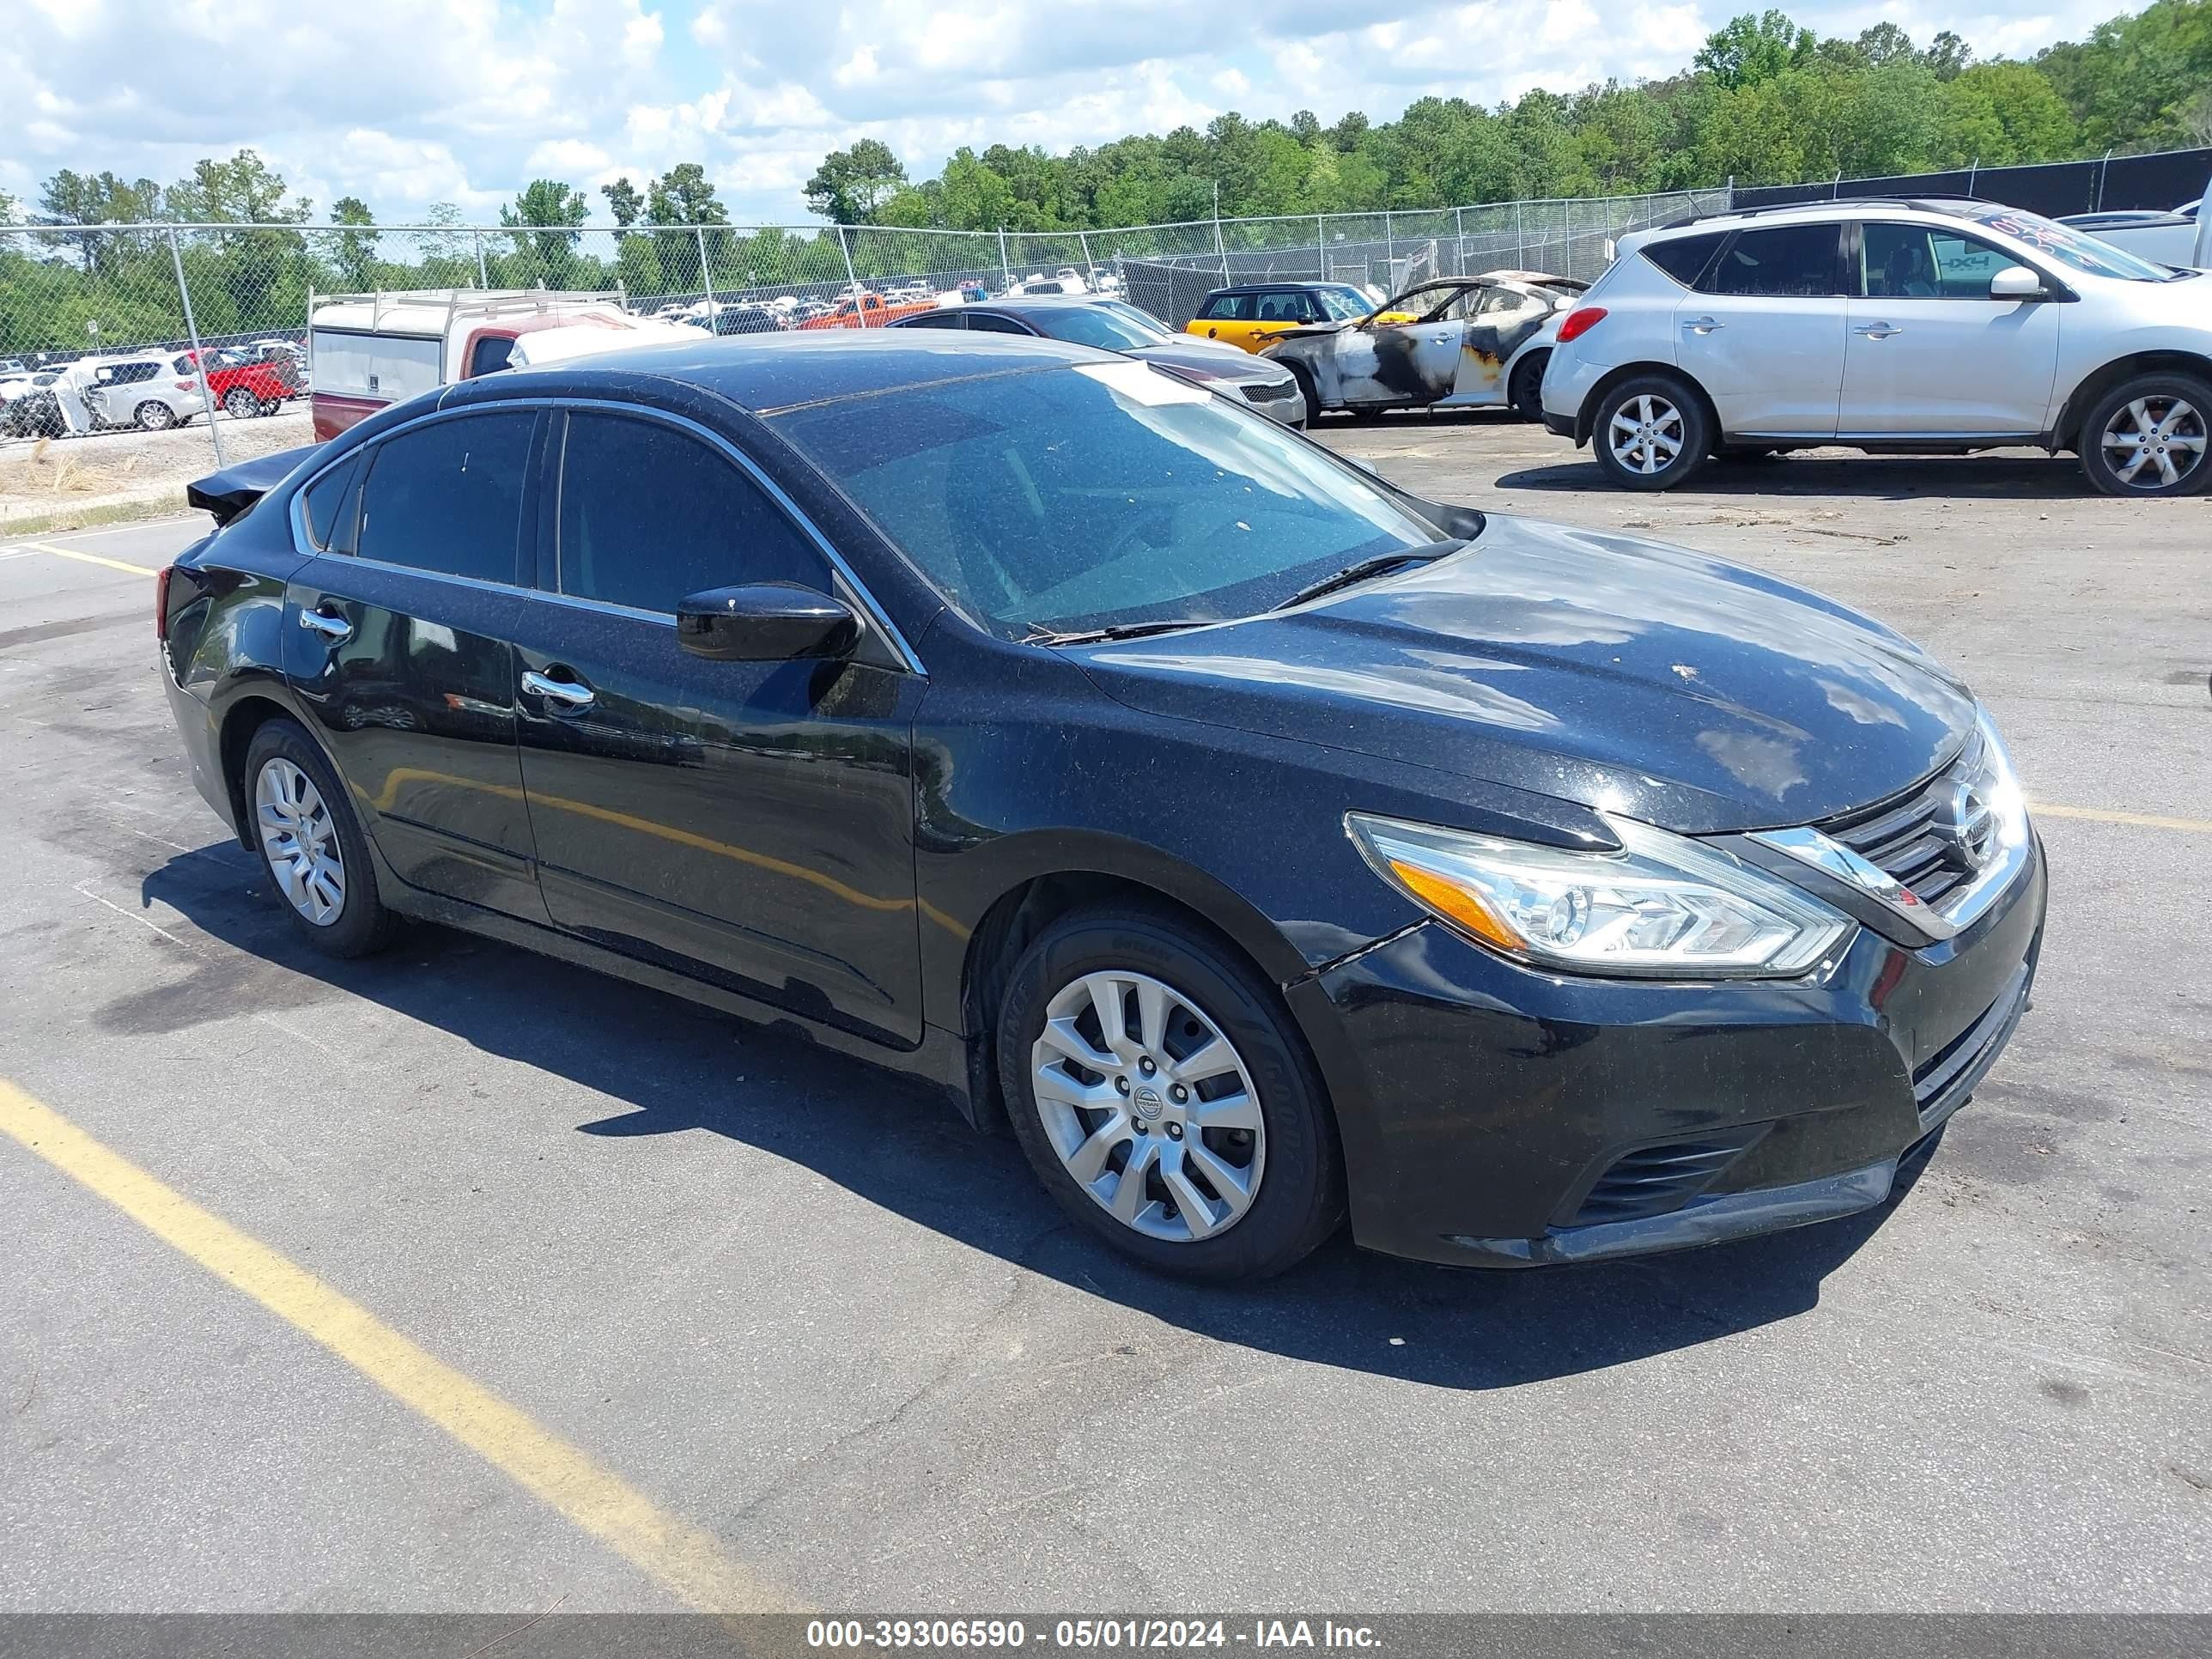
[160,321,2045,1284]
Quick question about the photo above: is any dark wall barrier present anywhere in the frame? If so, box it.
[1737,147,2212,217]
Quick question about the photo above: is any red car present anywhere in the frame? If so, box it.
[795,291,938,330]
[187,348,300,418]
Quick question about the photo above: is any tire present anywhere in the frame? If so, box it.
[1508,351,1548,422]
[258,398,282,416]
[1590,373,1711,490]
[241,718,397,958]
[135,399,177,432]
[222,386,257,419]
[2077,372,2212,497]
[997,903,1344,1282]
[1285,362,1322,426]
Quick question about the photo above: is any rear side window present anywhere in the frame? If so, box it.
[1199,294,1251,321]
[555,412,827,614]
[1705,225,1846,297]
[896,311,966,330]
[965,313,1032,335]
[300,454,362,552]
[1641,233,1726,289]
[355,410,535,584]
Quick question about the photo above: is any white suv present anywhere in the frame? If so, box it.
[1540,198,2211,496]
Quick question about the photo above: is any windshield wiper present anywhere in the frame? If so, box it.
[1272,539,1464,612]
[1029,617,1212,646]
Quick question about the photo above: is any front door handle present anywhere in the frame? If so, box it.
[1856,323,1904,340]
[298,605,351,643]
[1681,316,1724,334]
[522,668,595,710]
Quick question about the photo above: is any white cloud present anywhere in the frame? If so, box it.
[0,0,2140,227]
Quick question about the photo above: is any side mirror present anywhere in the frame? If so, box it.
[1989,266,2051,301]
[677,583,858,662]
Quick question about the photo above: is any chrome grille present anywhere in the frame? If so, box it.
[1818,732,1993,908]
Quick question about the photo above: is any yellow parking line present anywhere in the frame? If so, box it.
[21,540,162,578]
[2034,802,2212,836]
[0,1077,793,1613]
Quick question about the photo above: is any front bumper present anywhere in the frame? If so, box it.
[1293,834,2045,1267]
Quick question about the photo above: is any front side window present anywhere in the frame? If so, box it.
[555,412,825,614]
[355,410,534,584]
[771,359,1444,639]
[1862,222,2032,299]
[965,312,1033,336]
[1705,224,1846,297]
[1317,286,1375,320]
[896,311,966,330]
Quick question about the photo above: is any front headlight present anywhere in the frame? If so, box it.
[1346,811,1853,979]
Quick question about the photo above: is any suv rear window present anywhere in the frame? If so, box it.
[1705,225,1847,297]
[1640,232,1725,288]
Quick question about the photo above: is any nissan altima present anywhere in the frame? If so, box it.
[157,332,2045,1280]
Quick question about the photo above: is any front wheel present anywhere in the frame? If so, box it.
[1284,362,1322,426]
[135,399,176,432]
[1591,374,1711,489]
[243,718,397,957]
[2078,374,2212,496]
[998,905,1343,1281]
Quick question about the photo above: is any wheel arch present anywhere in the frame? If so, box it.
[2052,350,2212,451]
[1574,360,1718,448]
[215,684,317,853]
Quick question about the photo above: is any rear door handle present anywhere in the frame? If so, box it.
[1681,316,1724,334]
[298,605,351,643]
[1856,323,1904,339]
[522,668,595,710]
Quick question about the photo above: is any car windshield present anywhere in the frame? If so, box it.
[1021,306,1164,351]
[1099,300,1175,338]
[770,360,1447,638]
[1967,205,2181,281]
[1320,286,1376,320]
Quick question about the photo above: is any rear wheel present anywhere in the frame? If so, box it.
[242,718,397,958]
[135,399,175,432]
[2078,374,2212,496]
[1507,351,1548,422]
[997,904,1343,1281]
[1591,373,1711,490]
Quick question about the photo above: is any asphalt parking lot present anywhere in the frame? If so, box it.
[2,421,2207,1618]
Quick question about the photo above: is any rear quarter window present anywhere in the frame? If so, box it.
[1640,233,1727,288]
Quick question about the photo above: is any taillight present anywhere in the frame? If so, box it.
[1557,306,1607,344]
[175,380,196,392]
[155,564,175,640]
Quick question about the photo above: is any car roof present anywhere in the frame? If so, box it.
[1200,280,1369,297]
[1644,196,2011,240]
[482,329,1120,415]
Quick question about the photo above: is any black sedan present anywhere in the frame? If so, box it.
[157,332,2045,1281]
[889,295,1308,426]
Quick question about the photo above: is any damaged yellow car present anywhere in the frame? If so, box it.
[1259,271,1589,423]
[1183,283,1384,352]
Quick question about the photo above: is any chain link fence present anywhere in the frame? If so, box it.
[0,187,1726,478]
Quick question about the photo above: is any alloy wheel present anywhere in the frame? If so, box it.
[2100,395,2206,489]
[1608,393,1684,476]
[137,400,175,431]
[1029,969,1265,1243]
[254,757,346,926]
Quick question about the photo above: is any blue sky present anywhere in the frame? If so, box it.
[2,0,2139,228]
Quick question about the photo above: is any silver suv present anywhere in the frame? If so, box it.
[1540,198,2211,495]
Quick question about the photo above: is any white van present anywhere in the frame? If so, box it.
[307,290,632,440]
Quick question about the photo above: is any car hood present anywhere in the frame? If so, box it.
[1125,340,1289,379]
[1072,516,1977,834]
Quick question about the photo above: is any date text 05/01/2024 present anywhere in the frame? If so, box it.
[805,1618,1383,1650]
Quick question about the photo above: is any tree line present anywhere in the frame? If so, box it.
[3,3,2207,360]
[805,3,2212,228]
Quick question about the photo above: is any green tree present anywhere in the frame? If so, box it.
[500,179,588,285]
[331,196,378,289]
[804,140,908,224]
[1696,10,1816,90]
[646,163,728,226]
[601,177,645,228]
[35,169,164,273]
[1935,61,2079,166]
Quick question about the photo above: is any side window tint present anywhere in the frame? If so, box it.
[965,313,1030,335]
[355,411,534,584]
[1705,225,1844,297]
[300,455,362,551]
[899,311,966,329]
[1201,295,1250,321]
[1642,232,1726,288]
[468,334,517,375]
[1928,230,2030,298]
[556,414,827,613]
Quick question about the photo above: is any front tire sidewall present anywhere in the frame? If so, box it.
[2079,374,2212,497]
[137,401,174,431]
[242,719,394,958]
[998,909,1342,1282]
[1592,374,1711,490]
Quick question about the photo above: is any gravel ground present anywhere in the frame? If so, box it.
[0,404,313,530]
[0,420,2206,1625]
